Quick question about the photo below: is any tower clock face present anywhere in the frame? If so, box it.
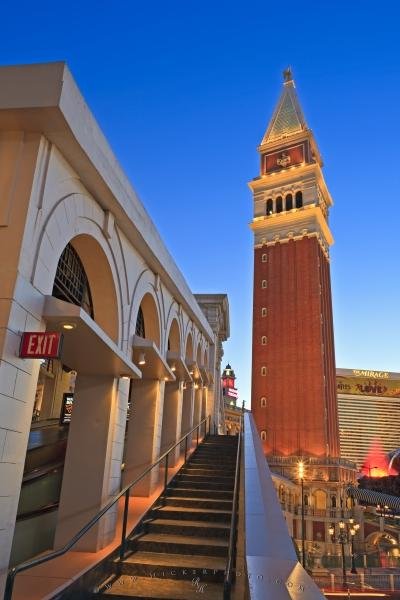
[264,142,307,173]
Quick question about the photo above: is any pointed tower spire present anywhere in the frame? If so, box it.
[261,68,307,145]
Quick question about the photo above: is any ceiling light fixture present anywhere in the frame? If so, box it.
[138,352,146,365]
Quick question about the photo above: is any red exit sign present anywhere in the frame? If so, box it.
[20,332,63,359]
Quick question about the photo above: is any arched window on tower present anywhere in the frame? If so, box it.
[260,397,267,407]
[266,198,273,215]
[295,191,303,208]
[135,306,146,338]
[276,196,283,213]
[52,243,93,318]
[285,193,293,211]
[331,495,337,508]
[260,430,267,442]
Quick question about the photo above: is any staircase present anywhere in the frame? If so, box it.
[93,435,238,599]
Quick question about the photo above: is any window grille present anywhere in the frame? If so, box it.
[52,243,93,317]
[135,306,146,338]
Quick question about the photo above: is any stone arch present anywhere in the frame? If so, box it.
[196,342,202,366]
[135,292,161,349]
[33,195,123,344]
[202,347,208,368]
[184,331,194,362]
[366,531,398,553]
[129,270,162,350]
[167,318,181,353]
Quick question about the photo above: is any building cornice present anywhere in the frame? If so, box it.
[250,204,334,247]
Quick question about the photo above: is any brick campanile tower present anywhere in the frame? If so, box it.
[250,69,340,461]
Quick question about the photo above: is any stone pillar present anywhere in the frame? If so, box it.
[54,374,127,551]
[160,381,183,466]
[123,379,165,496]
[181,384,194,448]
[202,386,209,419]
[193,385,202,431]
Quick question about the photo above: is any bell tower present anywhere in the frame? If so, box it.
[250,69,340,459]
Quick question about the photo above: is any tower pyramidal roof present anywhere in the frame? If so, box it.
[261,67,308,145]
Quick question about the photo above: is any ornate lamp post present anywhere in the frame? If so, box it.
[349,519,360,574]
[298,460,306,568]
[329,517,360,588]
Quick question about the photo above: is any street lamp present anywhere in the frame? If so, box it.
[329,517,360,588]
[349,518,360,574]
[298,460,306,568]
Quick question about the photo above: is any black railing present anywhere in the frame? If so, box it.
[223,405,244,599]
[4,415,211,600]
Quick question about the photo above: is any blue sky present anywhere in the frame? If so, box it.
[2,1,399,404]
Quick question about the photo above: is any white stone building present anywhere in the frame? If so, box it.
[0,62,229,592]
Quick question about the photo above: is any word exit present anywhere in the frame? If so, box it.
[20,332,63,359]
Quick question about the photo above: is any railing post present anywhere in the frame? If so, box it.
[119,489,130,561]
[208,415,211,435]
[164,451,169,493]
[196,425,199,447]
[4,568,17,600]
[184,436,188,462]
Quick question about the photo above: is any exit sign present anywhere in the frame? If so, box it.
[20,332,63,359]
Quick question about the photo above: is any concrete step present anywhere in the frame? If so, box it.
[153,505,231,523]
[167,487,233,500]
[176,473,234,484]
[192,449,236,457]
[147,518,229,538]
[181,467,234,476]
[172,479,233,491]
[164,496,233,510]
[118,551,226,581]
[94,574,223,599]
[186,457,236,471]
[134,532,228,557]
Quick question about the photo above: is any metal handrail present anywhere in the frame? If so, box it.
[4,415,211,600]
[223,405,244,599]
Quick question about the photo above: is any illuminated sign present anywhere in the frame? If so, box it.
[60,392,74,425]
[352,370,389,379]
[20,332,63,359]
[337,375,400,398]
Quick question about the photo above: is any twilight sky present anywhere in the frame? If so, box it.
[2,1,399,404]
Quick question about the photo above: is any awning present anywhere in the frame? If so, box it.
[132,335,175,381]
[346,485,400,512]
[166,351,192,382]
[43,296,141,378]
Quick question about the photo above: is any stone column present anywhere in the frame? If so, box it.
[54,374,127,551]
[123,379,165,496]
[160,381,183,466]
[181,384,194,449]
[193,385,202,432]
